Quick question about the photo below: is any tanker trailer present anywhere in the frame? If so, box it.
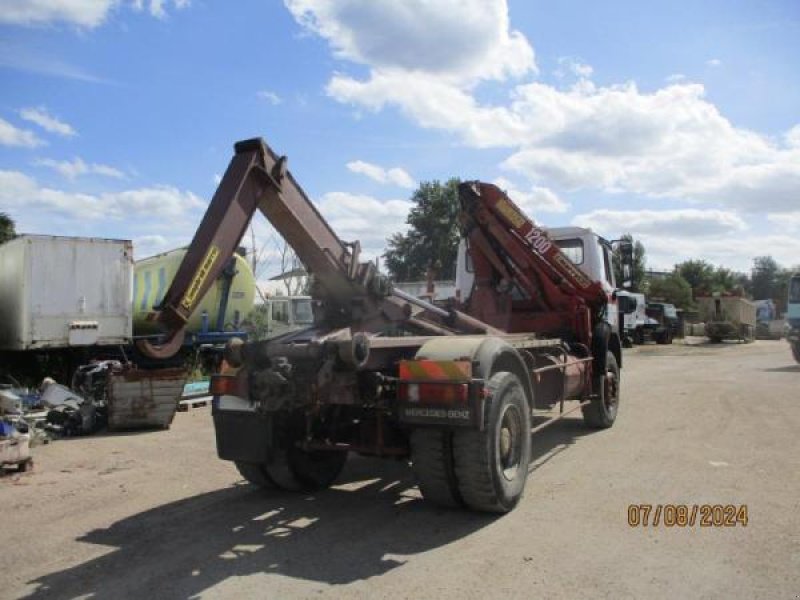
[133,247,255,345]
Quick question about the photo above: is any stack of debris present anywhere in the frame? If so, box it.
[0,382,33,473]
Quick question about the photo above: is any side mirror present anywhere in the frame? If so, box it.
[618,240,634,289]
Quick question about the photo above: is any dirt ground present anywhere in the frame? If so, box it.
[2,339,799,599]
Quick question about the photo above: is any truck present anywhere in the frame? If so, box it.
[696,294,756,343]
[753,299,784,340]
[645,301,678,344]
[612,292,675,345]
[0,235,133,382]
[787,273,800,362]
[137,138,632,513]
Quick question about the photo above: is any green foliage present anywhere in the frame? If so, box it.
[384,179,461,281]
[750,255,781,301]
[612,233,646,291]
[0,212,16,245]
[648,272,693,309]
[675,259,715,297]
[241,304,271,341]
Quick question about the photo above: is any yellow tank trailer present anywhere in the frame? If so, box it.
[133,248,255,336]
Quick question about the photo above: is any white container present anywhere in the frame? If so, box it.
[0,235,133,350]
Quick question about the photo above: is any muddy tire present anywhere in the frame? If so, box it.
[235,461,277,489]
[583,351,620,429]
[452,372,531,513]
[410,429,462,508]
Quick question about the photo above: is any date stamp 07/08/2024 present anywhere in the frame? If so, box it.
[627,504,748,528]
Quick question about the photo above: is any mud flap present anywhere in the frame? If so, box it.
[592,321,611,375]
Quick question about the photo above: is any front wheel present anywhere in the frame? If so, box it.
[583,352,620,429]
[792,342,800,364]
[452,372,531,513]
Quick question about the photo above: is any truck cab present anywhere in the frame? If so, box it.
[456,226,619,334]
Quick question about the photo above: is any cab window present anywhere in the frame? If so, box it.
[555,238,583,265]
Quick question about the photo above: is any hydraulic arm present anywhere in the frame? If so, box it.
[137,139,493,359]
[458,181,608,345]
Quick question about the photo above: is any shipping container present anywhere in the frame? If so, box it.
[0,235,133,351]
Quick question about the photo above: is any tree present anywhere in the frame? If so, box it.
[612,234,646,291]
[648,272,693,309]
[0,212,16,245]
[676,259,715,298]
[711,266,746,294]
[384,179,461,281]
[751,255,781,301]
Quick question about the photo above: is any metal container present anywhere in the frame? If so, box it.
[697,296,757,327]
[0,235,133,351]
[107,368,185,430]
[133,248,255,335]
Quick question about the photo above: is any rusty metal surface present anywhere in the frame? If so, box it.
[107,368,185,430]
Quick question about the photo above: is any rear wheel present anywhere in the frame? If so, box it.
[410,429,462,508]
[263,446,347,492]
[452,372,531,513]
[235,461,277,489]
[236,413,348,492]
[583,352,620,429]
[791,342,800,364]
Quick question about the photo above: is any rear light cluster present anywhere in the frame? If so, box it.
[398,382,469,405]
[210,375,241,397]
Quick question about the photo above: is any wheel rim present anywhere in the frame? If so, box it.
[496,403,523,481]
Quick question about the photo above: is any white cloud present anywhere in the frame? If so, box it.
[35,157,125,180]
[767,212,800,232]
[19,106,76,136]
[706,58,722,67]
[0,0,190,28]
[0,0,115,28]
[0,169,204,221]
[257,90,282,105]
[572,208,747,238]
[286,0,536,84]
[0,117,44,147]
[554,57,593,79]
[290,1,800,219]
[346,159,416,188]
[493,177,567,214]
[316,191,412,257]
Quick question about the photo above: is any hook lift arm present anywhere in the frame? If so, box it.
[137,138,496,359]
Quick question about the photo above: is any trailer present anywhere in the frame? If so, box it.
[137,138,633,513]
[696,294,756,343]
[0,235,133,383]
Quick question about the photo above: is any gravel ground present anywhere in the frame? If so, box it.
[2,339,798,599]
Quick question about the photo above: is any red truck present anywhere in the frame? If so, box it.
[139,138,632,513]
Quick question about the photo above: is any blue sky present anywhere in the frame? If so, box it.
[1,0,799,284]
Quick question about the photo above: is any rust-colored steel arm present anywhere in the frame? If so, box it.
[137,138,366,358]
[137,139,498,360]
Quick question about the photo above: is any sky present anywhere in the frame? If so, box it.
[1,0,799,285]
